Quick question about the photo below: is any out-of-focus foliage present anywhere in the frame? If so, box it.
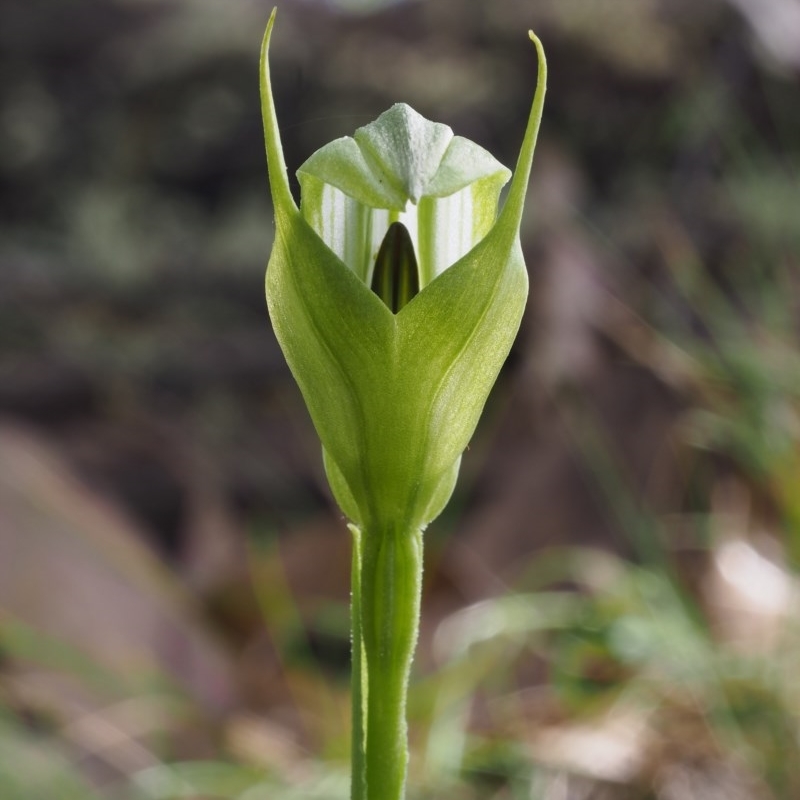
[1,0,800,798]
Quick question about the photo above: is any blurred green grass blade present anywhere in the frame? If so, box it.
[0,715,106,800]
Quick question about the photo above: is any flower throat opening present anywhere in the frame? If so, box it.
[370,221,420,314]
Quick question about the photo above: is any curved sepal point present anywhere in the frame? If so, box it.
[260,8,298,218]
[498,29,547,236]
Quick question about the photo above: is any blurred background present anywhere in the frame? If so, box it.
[2,0,800,797]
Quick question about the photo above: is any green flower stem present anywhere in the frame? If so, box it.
[356,524,422,800]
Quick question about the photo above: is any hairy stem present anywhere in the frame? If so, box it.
[352,524,423,800]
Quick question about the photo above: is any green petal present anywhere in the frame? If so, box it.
[416,174,508,285]
[354,104,453,204]
[265,208,395,523]
[298,136,407,211]
[296,174,376,282]
[396,229,528,488]
[426,135,511,197]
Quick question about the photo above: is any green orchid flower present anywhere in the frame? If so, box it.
[260,10,546,800]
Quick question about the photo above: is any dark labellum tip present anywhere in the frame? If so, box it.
[370,221,420,314]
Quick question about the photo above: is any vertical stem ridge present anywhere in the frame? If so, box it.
[349,525,367,800]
